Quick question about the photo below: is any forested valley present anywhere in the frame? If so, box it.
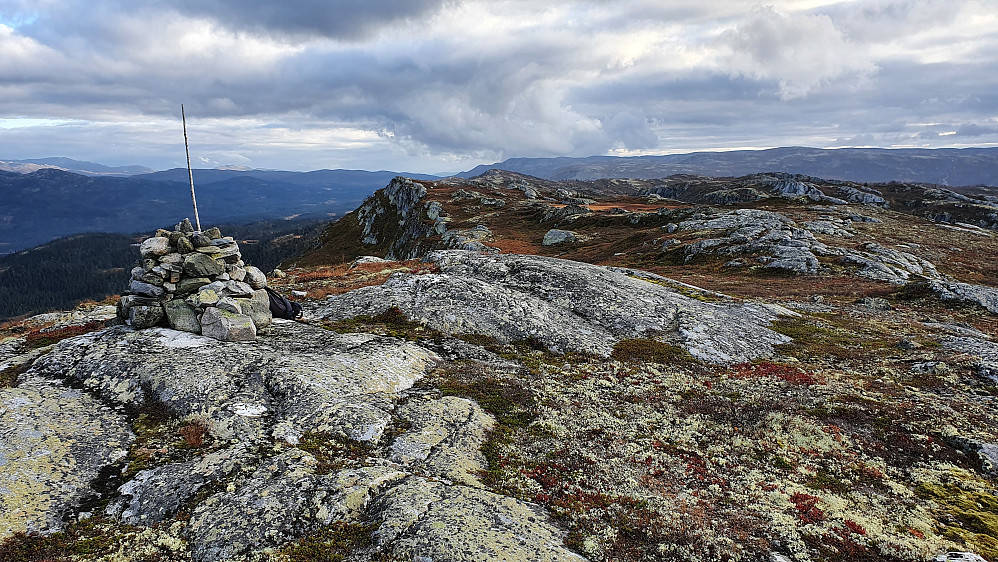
[0,218,325,322]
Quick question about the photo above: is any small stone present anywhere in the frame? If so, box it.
[202,281,227,294]
[129,280,165,298]
[204,227,222,239]
[159,254,183,267]
[143,258,158,271]
[163,300,201,333]
[176,277,210,295]
[128,305,164,328]
[216,297,243,314]
[200,307,256,342]
[243,266,267,290]
[214,245,241,259]
[270,269,287,278]
[897,339,922,350]
[130,266,146,281]
[183,253,224,277]
[217,272,231,281]
[191,233,212,248]
[176,236,195,254]
[229,267,246,282]
[140,272,165,286]
[189,289,220,307]
[211,238,235,247]
[155,228,170,238]
[163,282,176,293]
[168,231,185,246]
[224,281,254,298]
[177,218,194,234]
[196,246,222,255]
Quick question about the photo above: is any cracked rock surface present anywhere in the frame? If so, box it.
[0,319,588,561]
[318,250,790,364]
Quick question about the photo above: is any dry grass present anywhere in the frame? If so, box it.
[271,260,422,300]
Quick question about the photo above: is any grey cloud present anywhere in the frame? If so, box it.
[955,123,998,137]
[167,0,455,40]
[602,111,658,150]
[0,0,996,172]
[821,0,962,43]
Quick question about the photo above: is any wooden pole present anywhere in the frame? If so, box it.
[182,104,202,232]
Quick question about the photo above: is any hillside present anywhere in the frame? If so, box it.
[0,168,437,254]
[459,147,998,186]
[2,172,997,561]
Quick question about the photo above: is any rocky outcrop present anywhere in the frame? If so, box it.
[441,224,497,253]
[0,319,586,560]
[371,476,586,561]
[928,280,998,314]
[666,208,943,283]
[318,251,791,363]
[356,177,436,259]
[543,228,579,245]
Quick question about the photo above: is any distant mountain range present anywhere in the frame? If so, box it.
[0,167,438,254]
[0,157,154,176]
[459,147,998,186]
[4,146,998,254]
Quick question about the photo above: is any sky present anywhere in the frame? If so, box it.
[0,0,996,174]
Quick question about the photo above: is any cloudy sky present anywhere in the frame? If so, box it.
[1,0,996,174]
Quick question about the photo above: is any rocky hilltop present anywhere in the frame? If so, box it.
[2,171,998,561]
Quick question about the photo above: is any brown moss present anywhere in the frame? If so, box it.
[279,520,378,562]
[0,517,140,561]
[295,432,374,475]
[611,339,695,364]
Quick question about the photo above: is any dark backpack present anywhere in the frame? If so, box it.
[266,287,303,320]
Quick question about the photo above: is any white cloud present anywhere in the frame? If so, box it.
[715,6,878,99]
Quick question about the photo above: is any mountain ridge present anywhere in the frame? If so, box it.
[458,147,998,186]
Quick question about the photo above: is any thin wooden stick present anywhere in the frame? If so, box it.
[182,104,202,231]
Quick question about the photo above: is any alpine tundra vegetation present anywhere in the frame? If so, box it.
[2,170,997,561]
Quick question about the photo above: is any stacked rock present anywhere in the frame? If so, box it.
[117,218,273,341]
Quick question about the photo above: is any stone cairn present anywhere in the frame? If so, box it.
[117,218,272,341]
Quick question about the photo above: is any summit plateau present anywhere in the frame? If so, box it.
[2,169,998,562]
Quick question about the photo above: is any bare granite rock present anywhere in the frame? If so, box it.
[929,280,998,314]
[1,320,588,561]
[370,476,587,562]
[390,393,495,487]
[318,251,791,363]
